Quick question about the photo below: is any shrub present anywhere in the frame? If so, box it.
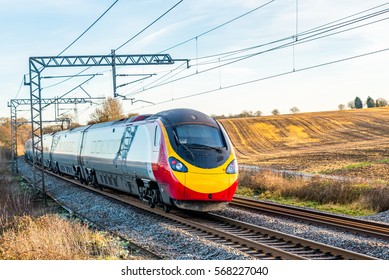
[360,186,389,212]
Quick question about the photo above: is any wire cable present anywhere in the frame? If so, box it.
[124,6,389,96]
[57,0,119,56]
[14,77,25,99]
[124,47,389,114]
[158,0,276,54]
[115,0,184,51]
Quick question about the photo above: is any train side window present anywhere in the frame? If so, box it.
[154,125,161,146]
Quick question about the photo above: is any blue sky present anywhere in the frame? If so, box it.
[1,0,388,124]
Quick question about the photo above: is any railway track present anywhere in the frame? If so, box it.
[231,196,389,241]
[174,211,377,260]
[25,163,378,260]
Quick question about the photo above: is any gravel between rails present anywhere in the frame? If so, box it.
[18,159,388,260]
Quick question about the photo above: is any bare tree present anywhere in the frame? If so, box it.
[375,98,388,107]
[271,109,280,115]
[338,104,345,110]
[88,97,125,124]
[255,110,263,116]
[290,107,300,114]
[347,101,355,109]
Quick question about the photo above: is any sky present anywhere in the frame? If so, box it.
[1,0,388,124]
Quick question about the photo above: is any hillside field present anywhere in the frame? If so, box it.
[220,107,389,184]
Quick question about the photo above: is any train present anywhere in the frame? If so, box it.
[25,108,238,212]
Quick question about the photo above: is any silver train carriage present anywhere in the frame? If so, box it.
[24,108,239,212]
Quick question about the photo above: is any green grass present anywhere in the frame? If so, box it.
[319,158,389,177]
[326,158,389,172]
[235,187,375,216]
[343,162,371,170]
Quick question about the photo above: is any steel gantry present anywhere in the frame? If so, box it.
[25,52,183,197]
[8,97,104,176]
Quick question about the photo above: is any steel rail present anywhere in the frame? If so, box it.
[202,213,377,260]
[231,196,389,240]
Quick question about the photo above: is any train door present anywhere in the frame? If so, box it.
[116,124,138,193]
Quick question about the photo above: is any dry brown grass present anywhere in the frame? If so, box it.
[0,148,131,260]
[0,158,36,229]
[0,215,125,260]
[220,108,389,183]
[238,169,389,212]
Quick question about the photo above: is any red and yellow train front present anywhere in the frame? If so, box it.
[152,117,238,211]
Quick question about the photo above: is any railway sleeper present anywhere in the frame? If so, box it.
[273,244,301,249]
[294,250,320,255]
[301,253,333,258]
[282,246,310,251]
[314,255,341,260]
[252,253,275,259]
[308,254,337,259]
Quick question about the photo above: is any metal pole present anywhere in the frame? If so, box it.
[111,49,117,97]
[9,105,16,175]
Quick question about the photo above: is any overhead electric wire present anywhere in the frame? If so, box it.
[125,47,389,114]
[192,6,389,65]
[13,77,24,99]
[31,0,120,97]
[122,5,389,98]
[151,2,388,68]
[119,61,188,96]
[115,0,184,51]
[194,10,389,68]
[158,0,276,54]
[57,0,119,56]
[116,0,275,96]
[298,2,389,37]
[123,5,389,97]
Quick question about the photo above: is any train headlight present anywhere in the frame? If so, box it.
[169,157,188,172]
[226,159,238,174]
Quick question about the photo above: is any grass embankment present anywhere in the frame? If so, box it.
[0,151,131,260]
[237,169,389,216]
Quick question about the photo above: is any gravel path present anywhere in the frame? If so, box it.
[18,159,388,259]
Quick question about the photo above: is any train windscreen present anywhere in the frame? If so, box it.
[175,124,225,149]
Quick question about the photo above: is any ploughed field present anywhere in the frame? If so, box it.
[220,107,389,183]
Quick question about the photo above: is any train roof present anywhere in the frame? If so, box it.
[150,108,218,127]
[41,109,216,137]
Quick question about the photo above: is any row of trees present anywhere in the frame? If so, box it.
[212,107,301,119]
[339,96,388,110]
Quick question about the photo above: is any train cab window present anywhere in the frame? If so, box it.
[175,124,225,148]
